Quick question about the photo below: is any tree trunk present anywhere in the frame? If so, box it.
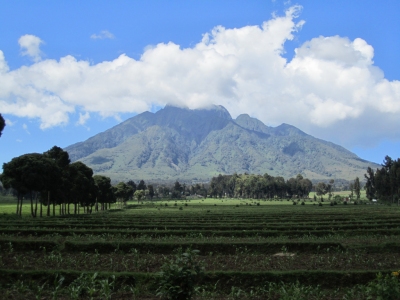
[30,191,34,218]
[40,200,42,218]
[53,201,55,216]
[19,197,23,215]
[34,194,38,218]
[47,191,51,217]
[16,194,20,215]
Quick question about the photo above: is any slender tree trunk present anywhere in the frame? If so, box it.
[19,197,23,215]
[53,201,55,216]
[40,200,42,218]
[30,191,34,218]
[34,194,38,218]
[47,191,50,217]
[16,195,20,215]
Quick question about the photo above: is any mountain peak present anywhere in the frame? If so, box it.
[65,104,379,182]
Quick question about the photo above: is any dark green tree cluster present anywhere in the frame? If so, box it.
[0,113,5,137]
[365,156,400,203]
[208,173,312,199]
[0,146,116,217]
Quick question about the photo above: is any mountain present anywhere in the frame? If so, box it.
[65,105,379,183]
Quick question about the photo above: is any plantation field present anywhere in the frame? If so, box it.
[0,199,399,299]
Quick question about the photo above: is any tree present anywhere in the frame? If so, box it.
[94,175,115,211]
[126,180,137,199]
[315,182,327,197]
[364,167,376,201]
[43,146,70,216]
[68,162,95,214]
[354,177,361,200]
[0,114,5,137]
[134,190,145,202]
[147,184,155,200]
[137,180,146,191]
[349,182,354,201]
[172,181,183,199]
[114,182,133,207]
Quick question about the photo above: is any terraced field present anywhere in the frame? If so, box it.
[0,200,400,299]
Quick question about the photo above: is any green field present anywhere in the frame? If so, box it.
[0,197,399,299]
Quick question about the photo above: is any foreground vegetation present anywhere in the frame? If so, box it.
[0,201,400,299]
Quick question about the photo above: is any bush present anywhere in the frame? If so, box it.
[184,203,188,206]
[179,207,183,210]
[156,249,205,300]
[343,201,347,205]
[301,201,305,205]
[292,201,297,205]
[318,203,323,207]
[365,272,400,299]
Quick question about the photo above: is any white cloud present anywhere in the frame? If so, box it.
[90,30,115,40]
[0,6,400,148]
[22,123,30,134]
[5,119,14,126]
[77,111,90,126]
[18,34,44,62]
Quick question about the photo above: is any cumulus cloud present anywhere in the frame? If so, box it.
[90,30,115,40]
[18,34,44,62]
[1,6,400,148]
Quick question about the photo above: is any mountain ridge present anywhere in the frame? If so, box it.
[65,105,379,183]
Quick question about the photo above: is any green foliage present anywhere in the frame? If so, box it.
[156,249,205,300]
[0,113,5,137]
[364,272,400,300]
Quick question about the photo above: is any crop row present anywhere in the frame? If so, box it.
[2,239,400,254]
[2,227,400,240]
[0,268,390,289]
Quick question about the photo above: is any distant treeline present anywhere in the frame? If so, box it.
[208,173,313,199]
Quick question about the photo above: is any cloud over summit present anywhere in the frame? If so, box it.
[0,6,399,147]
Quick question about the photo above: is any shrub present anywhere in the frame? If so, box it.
[330,202,334,206]
[301,201,305,205]
[184,203,188,206]
[156,249,205,300]
[179,207,183,210]
[292,201,297,205]
[365,272,400,300]
[343,201,347,205]
[318,203,323,207]
[257,203,260,206]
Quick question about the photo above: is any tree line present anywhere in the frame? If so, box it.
[0,146,153,217]
[365,155,400,204]
[208,173,313,199]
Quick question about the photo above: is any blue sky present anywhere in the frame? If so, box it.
[1,0,399,169]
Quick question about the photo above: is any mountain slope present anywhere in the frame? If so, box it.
[65,105,379,182]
